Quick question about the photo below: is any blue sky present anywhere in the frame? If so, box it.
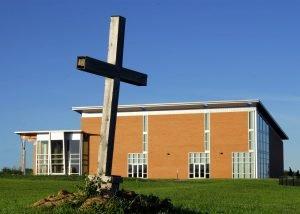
[0,0,299,170]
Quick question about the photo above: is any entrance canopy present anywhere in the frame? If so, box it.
[15,130,83,140]
[15,130,86,175]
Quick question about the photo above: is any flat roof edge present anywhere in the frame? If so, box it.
[72,99,260,112]
[15,130,83,135]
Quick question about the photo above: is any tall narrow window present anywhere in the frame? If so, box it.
[257,114,270,178]
[36,140,49,175]
[68,140,80,175]
[142,115,148,153]
[248,111,255,151]
[51,140,64,174]
[204,113,210,151]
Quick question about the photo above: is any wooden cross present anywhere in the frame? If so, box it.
[76,16,147,178]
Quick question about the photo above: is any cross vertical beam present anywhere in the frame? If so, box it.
[98,16,125,176]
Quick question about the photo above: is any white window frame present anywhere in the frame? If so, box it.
[204,113,210,152]
[232,152,255,179]
[35,131,83,176]
[128,153,148,179]
[188,152,210,179]
[68,139,81,175]
[36,140,49,175]
[50,139,65,175]
[142,114,148,154]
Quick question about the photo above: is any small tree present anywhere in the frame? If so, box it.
[288,167,294,177]
[295,170,300,178]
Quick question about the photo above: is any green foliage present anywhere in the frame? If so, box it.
[0,167,32,176]
[284,167,300,178]
[109,190,175,213]
[288,167,294,176]
[0,167,23,175]
[77,176,101,197]
[84,195,174,214]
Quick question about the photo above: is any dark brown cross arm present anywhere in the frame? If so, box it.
[77,56,147,86]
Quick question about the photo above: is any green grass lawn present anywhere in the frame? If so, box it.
[0,176,299,213]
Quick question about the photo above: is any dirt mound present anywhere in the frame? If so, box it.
[31,189,178,213]
[32,190,76,208]
[80,196,107,209]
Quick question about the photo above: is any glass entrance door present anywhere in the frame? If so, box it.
[36,140,49,175]
[68,140,80,175]
[194,163,205,179]
[51,140,64,174]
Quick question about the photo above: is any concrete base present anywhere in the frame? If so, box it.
[100,175,123,196]
[88,175,123,197]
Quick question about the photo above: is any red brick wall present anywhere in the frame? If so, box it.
[81,111,249,179]
[81,117,101,174]
[81,116,142,175]
[148,114,204,179]
[112,116,142,176]
[210,112,248,178]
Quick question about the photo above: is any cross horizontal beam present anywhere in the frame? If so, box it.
[77,56,147,86]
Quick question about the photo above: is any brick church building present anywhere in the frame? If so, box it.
[16,99,288,179]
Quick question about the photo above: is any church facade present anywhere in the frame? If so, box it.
[15,100,288,179]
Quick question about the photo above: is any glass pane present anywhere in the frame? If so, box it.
[239,163,244,174]
[189,157,193,164]
[204,133,210,150]
[204,113,210,130]
[133,165,137,177]
[200,165,205,178]
[38,141,48,154]
[138,165,142,178]
[51,140,63,154]
[249,112,254,129]
[52,165,63,174]
[189,164,193,174]
[206,164,210,174]
[143,115,148,132]
[51,140,64,173]
[195,164,199,178]
[69,140,80,154]
[234,163,238,174]
[71,165,79,174]
[245,163,250,175]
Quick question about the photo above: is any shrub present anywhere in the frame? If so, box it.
[0,167,22,175]
[77,176,102,197]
